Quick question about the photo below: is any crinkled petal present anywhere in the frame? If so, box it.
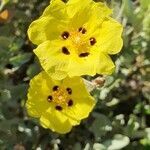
[34,40,70,80]
[65,96,95,121]
[94,18,123,54]
[26,72,58,117]
[40,108,73,134]
[96,52,115,75]
[62,76,90,98]
[42,0,67,19]
[67,0,111,18]
[67,54,99,77]
[67,0,112,29]
[28,16,68,45]
[62,77,95,121]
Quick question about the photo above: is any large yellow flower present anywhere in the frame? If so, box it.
[28,0,123,80]
[26,71,95,134]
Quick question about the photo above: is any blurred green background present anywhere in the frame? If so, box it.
[0,0,150,149]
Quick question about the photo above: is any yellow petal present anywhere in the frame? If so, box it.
[42,0,67,19]
[62,76,90,98]
[67,0,112,29]
[26,73,51,117]
[26,72,59,117]
[28,16,68,45]
[67,54,99,77]
[34,40,70,80]
[62,77,96,121]
[40,108,73,134]
[65,96,95,122]
[94,18,123,54]
[96,52,115,75]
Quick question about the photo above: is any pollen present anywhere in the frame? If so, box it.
[69,29,91,57]
[71,31,84,46]
[48,86,73,108]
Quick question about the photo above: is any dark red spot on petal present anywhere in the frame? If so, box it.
[62,47,70,55]
[61,31,70,40]
[90,37,96,46]
[47,95,53,102]
[55,105,63,111]
[53,86,59,91]
[68,99,73,107]
[79,52,90,57]
[66,88,72,95]
[78,27,87,34]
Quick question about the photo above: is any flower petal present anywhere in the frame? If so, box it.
[62,76,90,98]
[62,77,95,121]
[26,72,57,117]
[66,96,95,121]
[94,18,123,54]
[67,54,99,77]
[96,52,115,75]
[67,0,112,29]
[42,0,66,19]
[40,108,73,134]
[34,40,70,80]
[28,16,68,45]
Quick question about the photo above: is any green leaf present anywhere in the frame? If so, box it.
[9,53,32,67]
[0,36,11,49]
[140,0,150,9]
[103,134,130,150]
[93,143,107,150]
[26,63,40,78]
[122,0,141,30]
[0,89,11,101]
[90,113,111,138]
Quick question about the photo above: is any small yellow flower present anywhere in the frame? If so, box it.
[26,71,95,134]
[28,0,123,80]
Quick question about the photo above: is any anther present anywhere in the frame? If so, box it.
[62,47,70,55]
[90,37,96,46]
[68,99,73,107]
[61,31,69,40]
[55,105,63,111]
[78,27,87,34]
[66,88,72,95]
[47,95,53,102]
[79,52,90,57]
[53,86,59,91]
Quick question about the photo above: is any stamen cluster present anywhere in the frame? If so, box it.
[61,27,97,57]
[47,85,73,111]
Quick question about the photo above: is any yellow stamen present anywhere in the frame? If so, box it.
[51,88,69,106]
[70,31,90,55]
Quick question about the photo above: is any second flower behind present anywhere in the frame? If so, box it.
[26,71,95,134]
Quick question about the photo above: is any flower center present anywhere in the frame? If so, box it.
[61,27,96,58]
[47,86,73,111]
[70,30,89,56]
[51,88,68,105]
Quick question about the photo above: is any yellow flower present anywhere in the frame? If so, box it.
[28,0,123,80]
[26,71,95,134]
